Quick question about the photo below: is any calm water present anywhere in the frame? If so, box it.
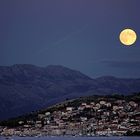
[0,136,140,140]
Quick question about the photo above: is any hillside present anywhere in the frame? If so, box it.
[0,64,140,120]
[0,93,140,136]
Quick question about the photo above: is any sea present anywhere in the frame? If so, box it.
[0,136,140,140]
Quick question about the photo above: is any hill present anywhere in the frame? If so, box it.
[0,64,140,120]
[0,93,140,136]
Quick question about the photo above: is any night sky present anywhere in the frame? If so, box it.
[0,0,140,78]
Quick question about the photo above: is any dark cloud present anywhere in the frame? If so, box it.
[101,60,140,69]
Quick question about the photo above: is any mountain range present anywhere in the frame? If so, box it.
[0,64,140,120]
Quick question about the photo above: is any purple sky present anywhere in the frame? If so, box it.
[0,0,140,78]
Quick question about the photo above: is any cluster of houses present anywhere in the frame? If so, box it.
[0,98,140,136]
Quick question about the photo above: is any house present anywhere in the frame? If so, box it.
[116,100,125,105]
[117,128,127,135]
[66,107,73,112]
[118,106,124,110]
[80,117,87,122]
[78,106,85,111]
[106,102,111,107]
[100,101,106,105]
[103,111,110,116]
[113,106,119,111]
[23,125,31,128]
[86,105,91,108]
[2,128,15,136]
[81,103,87,106]
[129,101,137,108]
[51,129,62,135]
[45,112,51,116]
[90,102,95,106]
[18,121,24,125]
[38,114,45,119]
[96,103,101,109]
[35,121,42,128]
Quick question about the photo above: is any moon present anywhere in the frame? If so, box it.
[119,28,137,46]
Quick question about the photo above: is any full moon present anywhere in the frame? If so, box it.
[119,28,137,46]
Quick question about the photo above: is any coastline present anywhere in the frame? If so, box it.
[0,135,140,140]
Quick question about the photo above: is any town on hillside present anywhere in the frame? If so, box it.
[0,95,140,137]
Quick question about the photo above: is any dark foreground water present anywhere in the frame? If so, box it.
[0,136,140,140]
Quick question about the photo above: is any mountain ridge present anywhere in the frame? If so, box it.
[0,64,140,120]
